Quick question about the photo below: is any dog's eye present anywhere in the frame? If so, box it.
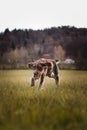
[37,65,43,71]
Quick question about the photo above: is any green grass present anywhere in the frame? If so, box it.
[0,70,87,130]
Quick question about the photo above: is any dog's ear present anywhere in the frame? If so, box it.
[27,62,36,69]
[27,63,32,68]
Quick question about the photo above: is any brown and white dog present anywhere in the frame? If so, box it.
[28,58,60,89]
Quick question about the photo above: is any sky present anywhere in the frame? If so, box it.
[0,0,87,32]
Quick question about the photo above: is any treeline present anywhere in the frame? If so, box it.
[0,26,87,69]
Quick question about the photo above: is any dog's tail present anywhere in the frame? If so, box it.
[55,59,60,65]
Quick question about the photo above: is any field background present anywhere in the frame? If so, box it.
[0,70,87,130]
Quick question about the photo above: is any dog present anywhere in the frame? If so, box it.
[28,58,60,89]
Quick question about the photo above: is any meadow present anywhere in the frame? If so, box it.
[0,70,87,130]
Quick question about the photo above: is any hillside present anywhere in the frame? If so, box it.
[0,26,87,69]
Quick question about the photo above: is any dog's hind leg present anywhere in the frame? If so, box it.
[53,64,60,86]
[55,74,60,86]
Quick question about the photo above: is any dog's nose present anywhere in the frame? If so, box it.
[33,71,39,79]
[34,71,38,75]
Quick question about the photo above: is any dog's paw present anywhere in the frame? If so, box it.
[30,77,35,86]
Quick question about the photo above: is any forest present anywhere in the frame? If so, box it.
[0,26,87,69]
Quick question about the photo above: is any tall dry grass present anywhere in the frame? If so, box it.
[0,70,87,130]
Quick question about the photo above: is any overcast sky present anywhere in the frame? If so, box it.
[0,0,87,32]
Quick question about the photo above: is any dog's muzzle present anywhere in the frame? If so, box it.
[33,71,40,79]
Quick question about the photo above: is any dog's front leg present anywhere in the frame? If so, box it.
[38,74,45,90]
[30,77,35,86]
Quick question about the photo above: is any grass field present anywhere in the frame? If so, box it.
[0,70,87,130]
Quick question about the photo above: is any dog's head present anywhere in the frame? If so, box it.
[33,63,45,79]
[28,62,46,79]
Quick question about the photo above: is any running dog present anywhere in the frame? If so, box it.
[28,58,60,89]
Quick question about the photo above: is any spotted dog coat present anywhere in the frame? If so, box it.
[28,58,60,89]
